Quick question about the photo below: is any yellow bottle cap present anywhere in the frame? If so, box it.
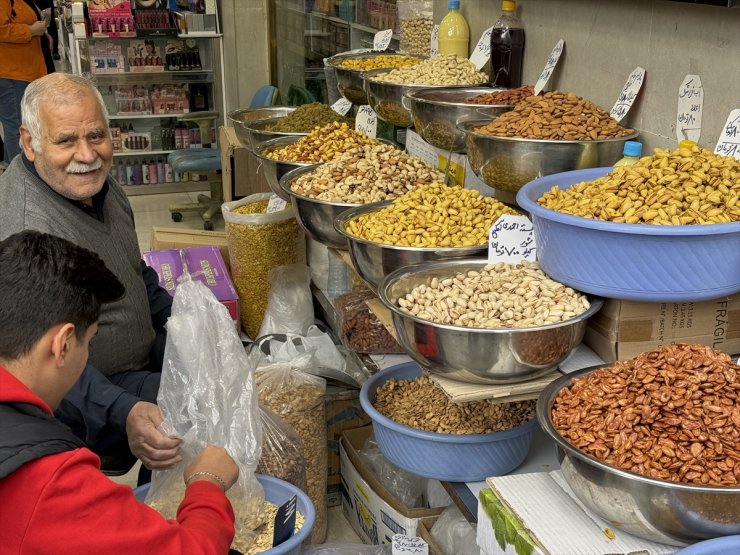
[502,0,516,11]
[679,139,697,149]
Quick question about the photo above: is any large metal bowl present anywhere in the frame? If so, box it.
[239,116,307,152]
[377,259,603,384]
[227,106,296,150]
[334,200,487,291]
[404,87,514,152]
[278,165,361,249]
[538,367,740,546]
[328,52,423,106]
[253,136,321,200]
[458,119,639,204]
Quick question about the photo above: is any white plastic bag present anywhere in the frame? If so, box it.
[257,263,314,337]
[145,279,263,550]
[430,504,479,555]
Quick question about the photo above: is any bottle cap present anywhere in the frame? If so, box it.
[502,0,516,11]
[623,141,642,157]
[448,0,460,8]
[678,139,697,150]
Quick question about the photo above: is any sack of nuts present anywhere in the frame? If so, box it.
[257,406,307,492]
[335,290,404,354]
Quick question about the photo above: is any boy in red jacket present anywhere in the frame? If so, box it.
[0,230,239,554]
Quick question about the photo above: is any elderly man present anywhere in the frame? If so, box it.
[0,72,178,478]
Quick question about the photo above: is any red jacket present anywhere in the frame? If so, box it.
[0,368,235,555]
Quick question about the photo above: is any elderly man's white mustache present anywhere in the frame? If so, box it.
[66,158,103,173]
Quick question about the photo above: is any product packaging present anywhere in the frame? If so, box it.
[398,0,434,56]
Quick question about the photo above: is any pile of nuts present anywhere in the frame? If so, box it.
[256,407,307,491]
[374,374,536,434]
[538,145,740,224]
[289,142,445,203]
[265,102,352,133]
[397,261,590,329]
[551,343,740,486]
[262,122,376,163]
[465,85,535,106]
[474,91,634,140]
[238,502,305,555]
[344,183,518,247]
[335,54,421,71]
[335,290,404,354]
[373,54,488,86]
[400,16,434,56]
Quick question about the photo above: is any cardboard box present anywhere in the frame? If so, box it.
[326,386,371,489]
[142,246,239,325]
[416,517,445,555]
[219,126,272,202]
[585,295,740,362]
[340,426,443,545]
[149,227,229,269]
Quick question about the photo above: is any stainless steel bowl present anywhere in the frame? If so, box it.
[279,165,360,249]
[335,201,487,291]
[538,367,740,546]
[377,259,603,384]
[227,106,296,150]
[328,52,423,106]
[404,88,514,152]
[253,136,321,200]
[458,120,639,204]
[240,116,307,152]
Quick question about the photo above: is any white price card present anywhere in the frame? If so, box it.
[534,39,565,95]
[610,66,645,122]
[714,109,740,160]
[488,214,536,264]
[355,105,378,138]
[676,74,703,143]
[266,194,287,213]
[374,29,393,51]
[469,26,494,71]
[392,534,428,555]
[430,24,439,57]
[331,97,353,115]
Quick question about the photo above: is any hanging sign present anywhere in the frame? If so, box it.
[534,39,565,95]
[331,97,353,115]
[430,25,439,57]
[374,29,393,51]
[469,26,494,70]
[676,74,703,143]
[610,66,646,122]
[714,109,740,160]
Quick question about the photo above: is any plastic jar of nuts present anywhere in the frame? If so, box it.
[398,0,434,56]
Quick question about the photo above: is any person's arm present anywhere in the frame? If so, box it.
[0,3,45,43]
[22,450,235,555]
[142,260,173,330]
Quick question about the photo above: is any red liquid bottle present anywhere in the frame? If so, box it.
[490,0,525,88]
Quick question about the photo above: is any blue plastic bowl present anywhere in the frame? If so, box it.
[133,474,315,555]
[359,362,537,481]
[675,535,740,555]
[516,168,740,302]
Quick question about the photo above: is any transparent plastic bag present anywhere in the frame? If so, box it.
[397,0,434,56]
[252,352,328,544]
[302,545,392,555]
[257,406,307,492]
[222,193,305,339]
[145,279,263,551]
[335,290,404,354]
[257,263,314,337]
[430,505,479,555]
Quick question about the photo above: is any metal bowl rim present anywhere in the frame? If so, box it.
[458,119,640,145]
[537,365,740,494]
[377,258,604,334]
[334,200,493,253]
[517,168,740,236]
[278,165,363,208]
[360,362,539,442]
[226,106,296,125]
[404,86,514,108]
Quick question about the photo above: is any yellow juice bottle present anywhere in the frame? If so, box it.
[438,0,470,58]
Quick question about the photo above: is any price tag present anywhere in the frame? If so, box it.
[430,25,439,57]
[355,105,377,138]
[469,26,494,70]
[272,494,297,547]
[534,39,565,95]
[488,214,536,264]
[331,97,353,115]
[266,194,287,213]
[676,75,703,143]
[714,109,740,160]
[392,534,428,555]
[610,66,646,122]
[374,29,393,51]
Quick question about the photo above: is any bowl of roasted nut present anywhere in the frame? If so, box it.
[538,343,740,546]
[377,258,603,384]
[517,145,740,302]
[334,184,516,291]
[458,91,638,204]
[227,106,297,150]
[360,361,539,481]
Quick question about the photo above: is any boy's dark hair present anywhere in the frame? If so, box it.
[0,231,125,360]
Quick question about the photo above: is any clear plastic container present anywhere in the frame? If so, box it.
[490,0,525,88]
[438,0,469,58]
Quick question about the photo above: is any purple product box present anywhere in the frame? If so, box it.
[142,246,239,324]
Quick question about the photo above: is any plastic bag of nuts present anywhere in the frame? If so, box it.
[256,406,308,492]
[335,290,405,354]
[253,353,328,544]
[222,194,306,339]
[398,0,434,56]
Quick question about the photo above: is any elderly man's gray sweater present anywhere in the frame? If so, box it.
[0,157,154,376]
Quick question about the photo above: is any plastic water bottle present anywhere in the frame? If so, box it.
[614,141,643,167]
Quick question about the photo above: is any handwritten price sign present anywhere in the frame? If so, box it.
[374,29,393,51]
[676,75,703,143]
[355,105,378,138]
[392,534,428,555]
[488,215,537,264]
[534,39,565,95]
[469,26,494,70]
[610,66,646,122]
[266,194,287,213]
[331,97,353,116]
[714,109,740,160]
[430,24,439,57]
